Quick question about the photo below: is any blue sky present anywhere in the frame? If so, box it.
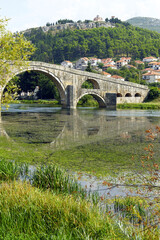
[1,0,160,32]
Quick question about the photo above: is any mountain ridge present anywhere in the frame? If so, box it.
[126,17,160,33]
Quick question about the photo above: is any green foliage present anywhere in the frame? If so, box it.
[148,86,160,100]
[57,19,74,24]
[24,23,160,64]
[15,71,60,100]
[107,66,143,83]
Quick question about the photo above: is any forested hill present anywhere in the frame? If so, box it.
[24,23,160,64]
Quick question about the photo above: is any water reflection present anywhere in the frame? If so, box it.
[0,104,159,150]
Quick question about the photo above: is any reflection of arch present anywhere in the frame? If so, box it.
[117,93,122,97]
[135,93,141,97]
[125,93,132,97]
[77,93,106,108]
[4,67,66,105]
[81,79,100,89]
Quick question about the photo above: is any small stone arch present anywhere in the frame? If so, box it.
[135,93,141,97]
[4,66,66,106]
[81,79,100,89]
[77,92,106,108]
[117,93,122,97]
[125,93,132,97]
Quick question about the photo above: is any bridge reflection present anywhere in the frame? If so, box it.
[0,108,154,151]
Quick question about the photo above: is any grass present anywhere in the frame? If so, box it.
[9,99,60,105]
[0,180,127,240]
[117,102,160,109]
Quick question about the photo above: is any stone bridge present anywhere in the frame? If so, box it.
[3,61,149,109]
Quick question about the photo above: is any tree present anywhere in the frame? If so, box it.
[0,17,35,106]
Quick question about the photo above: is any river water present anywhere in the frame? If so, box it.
[1,104,160,197]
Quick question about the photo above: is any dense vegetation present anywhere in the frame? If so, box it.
[24,23,160,64]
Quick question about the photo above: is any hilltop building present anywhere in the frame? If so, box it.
[93,15,103,22]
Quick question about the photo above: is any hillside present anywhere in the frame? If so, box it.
[126,17,160,33]
[24,22,160,64]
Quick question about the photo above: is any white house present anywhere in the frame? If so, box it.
[75,57,89,70]
[143,56,158,63]
[148,62,160,70]
[142,71,160,83]
[116,60,128,69]
[120,57,131,63]
[61,60,73,68]
[89,57,101,66]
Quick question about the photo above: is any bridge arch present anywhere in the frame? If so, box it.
[117,93,122,97]
[125,93,132,97]
[3,66,66,106]
[81,79,100,89]
[77,92,106,108]
[135,93,141,97]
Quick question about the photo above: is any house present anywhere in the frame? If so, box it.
[126,65,137,69]
[143,56,158,63]
[148,62,160,70]
[120,57,131,63]
[112,75,125,81]
[102,64,117,71]
[116,59,128,69]
[142,71,160,83]
[135,60,144,65]
[101,72,111,77]
[75,57,89,70]
[61,60,73,68]
[101,58,115,65]
[88,57,101,66]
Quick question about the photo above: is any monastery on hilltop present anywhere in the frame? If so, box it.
[93,15,103,22]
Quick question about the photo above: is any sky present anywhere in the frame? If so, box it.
[1,0,160,32]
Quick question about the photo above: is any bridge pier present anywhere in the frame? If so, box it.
[66,85,77,109]
[105,93,117,110]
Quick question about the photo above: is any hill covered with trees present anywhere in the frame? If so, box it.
[24,21,160,64]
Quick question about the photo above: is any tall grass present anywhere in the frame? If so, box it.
[0,159,28,181]
[0,181,125,240]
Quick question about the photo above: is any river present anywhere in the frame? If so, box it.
[0,104,160,197]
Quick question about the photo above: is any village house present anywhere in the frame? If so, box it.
[142,71,160,83]
[102,64,117,71]
[101,72,111,77]
[88,57,101,66]
[116,59,128,69]
[148,62,160,70]
[61,60,73,68]
[75,57,89,70]
[101,58,115,65]
[135,60,144,65]
[112,75,125,81]
[120,57,131,63]
[143,56,158,63]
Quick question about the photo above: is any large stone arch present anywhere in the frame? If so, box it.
[3,66,66,106]
[77,92,106,108]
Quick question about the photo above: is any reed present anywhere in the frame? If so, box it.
[0,181,125,240]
